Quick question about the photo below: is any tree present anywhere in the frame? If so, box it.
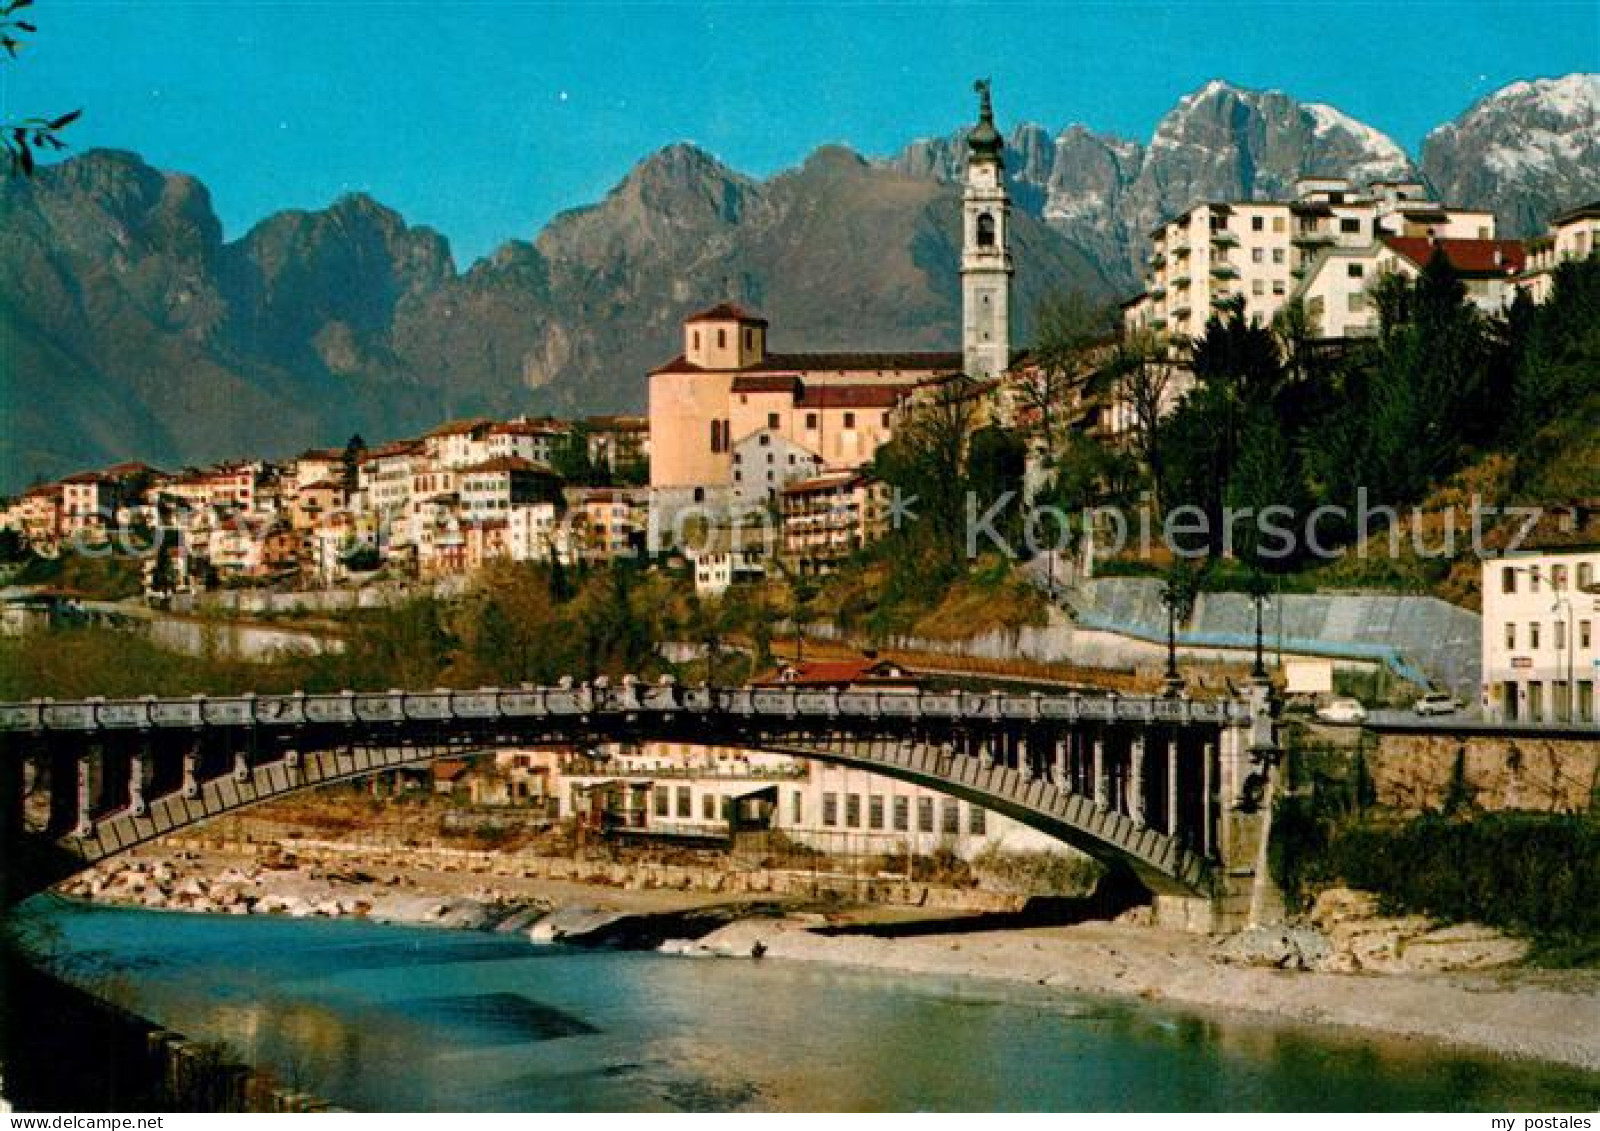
[340,434,367,494]
[1021,289,1114,450]
[1099,328,1180,489]
[551,424,608,487]
[872,374,988,571]
[3,2,81,176]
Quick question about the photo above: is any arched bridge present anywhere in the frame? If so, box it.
[0,683,1283,925]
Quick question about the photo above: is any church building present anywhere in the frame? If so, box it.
[648,82,1014,534]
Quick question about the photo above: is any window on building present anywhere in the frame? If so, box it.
[1272,248,1285,264]
[1580,563,1594,589]
[822,792,838,827]
[805,412,818,430]
[1347,293,1366,312]
[843,412,856,429]
[1505,623,1516,650]
[868,795,884,830]
[1252,280,1265,296]
[717,328,726,349]
[1552,564,1569,590]
[1273,280,1286,295]
[1340,218,1361,234]
[692,331,700,351]
[1556,621,1567,650]
[759,433,770,448]
[654,787,668,817]
[1582,621,1592,650]
[1251,216,1265,232]
[845,793,861,828]
[1531,569,1541,593]
[977,212,996,248]
[893,797,909,832]
[969,806,987,835]
[1502,566,1517,593]
[1252,248,1264,264]
[768,413,780,430]
[702,793,717,820]
[1531,622,1542,649]
[791,790,803,824]
[881,412,891,427]
[917,797,934,833]
[1348,263,1365,278]
[941,799,960,835]
[745,328,755,351]
[677,786,692,818]
[1273,216,1286,233]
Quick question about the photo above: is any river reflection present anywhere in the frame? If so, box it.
[6,900,1597,1112]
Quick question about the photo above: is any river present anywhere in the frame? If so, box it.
[5,900,1597,1112]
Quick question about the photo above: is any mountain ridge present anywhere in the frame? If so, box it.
[2,74,1596,491]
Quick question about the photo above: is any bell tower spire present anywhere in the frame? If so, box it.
[962,78,1012,381]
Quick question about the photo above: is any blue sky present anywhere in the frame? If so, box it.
[3,1,1595,263]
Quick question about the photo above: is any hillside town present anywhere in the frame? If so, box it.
[4,93,1597,729]
[2,5,1599,1108]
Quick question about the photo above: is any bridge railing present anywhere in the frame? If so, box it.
[0,683,1254,734]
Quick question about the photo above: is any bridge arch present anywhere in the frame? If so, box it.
[0,685,1273,915]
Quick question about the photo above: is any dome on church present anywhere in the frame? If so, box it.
[967,81,1004,161]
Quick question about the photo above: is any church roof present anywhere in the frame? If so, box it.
[686,302,769,326]
[654,350,963,377]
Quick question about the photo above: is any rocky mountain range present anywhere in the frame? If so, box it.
[2,74,1596,490]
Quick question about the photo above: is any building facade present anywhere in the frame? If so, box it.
[1481,545,1600,724]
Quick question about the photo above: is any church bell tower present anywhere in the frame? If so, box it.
[961,79,1013,381]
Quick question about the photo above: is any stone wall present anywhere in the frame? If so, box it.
[1369,733,1600,814]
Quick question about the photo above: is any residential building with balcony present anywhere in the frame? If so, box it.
[1517,201,1600,303]
[779,472,889,576]
[1123,177,1497,342]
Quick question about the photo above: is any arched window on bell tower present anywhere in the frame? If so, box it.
[977,212,996,248]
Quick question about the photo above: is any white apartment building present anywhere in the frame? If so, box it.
[1296,235,1526,339]
[506,502,580,566]
[1518,201,1600,303]
[357,441,422,543]
[1125,178,1496,341]
[730,428,824,511]
[1481,546,1600,725]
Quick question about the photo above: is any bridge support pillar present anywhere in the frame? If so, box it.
[1127,736,1145,826]
[1091,738,1106,809]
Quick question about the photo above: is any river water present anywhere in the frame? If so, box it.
[5,900,1597,1112]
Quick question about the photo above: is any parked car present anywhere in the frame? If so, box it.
[1315,697,1368,724]
[1413,691,1462,716]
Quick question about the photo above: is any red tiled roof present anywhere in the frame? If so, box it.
[652,351,963,376]
[460,456,556,475]
[731,374,802,395]
[1382,236,1526,276]
[359,440,425,462]
[425,418,494,439]
[795,384,907,410]
[59,471,106,485]
[296,447,345,462]
[686,302,768,326]
[582,415,648,431]
[491,420,566,437]
[781,471,871,495]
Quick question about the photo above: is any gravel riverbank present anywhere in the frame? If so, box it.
[52,847,1600,1075]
